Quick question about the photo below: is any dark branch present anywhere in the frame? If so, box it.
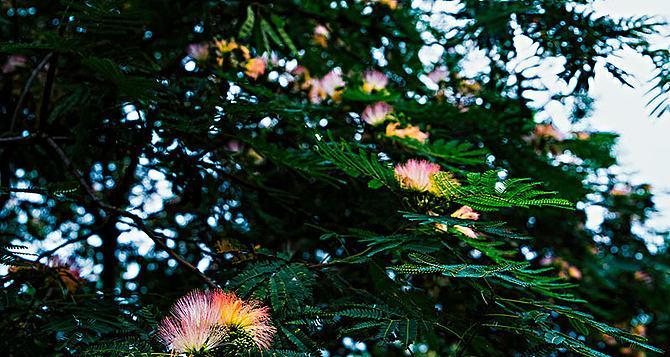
[9,52,53,132]
[42,134,218,288]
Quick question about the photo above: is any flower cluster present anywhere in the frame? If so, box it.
[200,38,266,80]
[158,289,276,355]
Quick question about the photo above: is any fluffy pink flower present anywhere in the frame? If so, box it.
[158,289,276,354]
[362,70,388,93]
[313,24,330,47]
[451,205,479,238]
[361,102,393,126]
[309,69,345,104]
[2,55,27,74]
[427,67,449,84]
[211,290,276,350]
[394,159,441,192]
[158,290,228,354]
[187,43,209,61]
[314,24,330,38]
[224,140,243,153]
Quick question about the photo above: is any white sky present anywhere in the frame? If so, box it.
[587,0,670,230]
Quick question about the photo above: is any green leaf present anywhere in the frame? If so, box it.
[368,179,384,189]
[238,5,255,39]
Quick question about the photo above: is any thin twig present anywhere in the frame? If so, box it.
[0,133,38,143]
[37,233,94,260]
[0,133,69,145]
[10,53,53,131]
[37,52,58,131]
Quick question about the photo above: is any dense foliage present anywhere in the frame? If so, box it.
[1,1,669,356]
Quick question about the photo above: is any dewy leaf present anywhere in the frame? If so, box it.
[238,5,255,39]
[368,179,384,189]
[271,15,299,55]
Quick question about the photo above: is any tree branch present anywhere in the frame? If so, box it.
[37,233,94,260]
[42,134,218,288]
[10,52,53,132]
[37,52,58,131]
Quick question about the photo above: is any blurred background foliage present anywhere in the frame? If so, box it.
[1,0,669,356]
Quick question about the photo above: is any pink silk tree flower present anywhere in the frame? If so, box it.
[245,57,266,80]
[313,24,330,47]
[309,69,345,104]
[451,205,480,238]
[187,43,209,61]
[362,70,388,93]
[394,159,441,192]
[427,67,449,84]
[385,122,429,143]
[158,289,276,354]
[2,55,27,74]
[361,102,393,126]
[224,140,243,153]
[211,290,276,351]
[158,290,228,354]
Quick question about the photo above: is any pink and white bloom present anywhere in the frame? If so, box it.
[313,24,330,47]
[224,140,243,153]
[211,290,276,350]
[362,70,388,93]
[394,159,441,192]
[427,67,449,84]
[451,205,479,238]
[361,102,393,126]
[2,55,27,74]
[158,289,276,354]
[314,24,330,38]
[158,290,228,354]
[187,43,209,61]
[309,69,345,103]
